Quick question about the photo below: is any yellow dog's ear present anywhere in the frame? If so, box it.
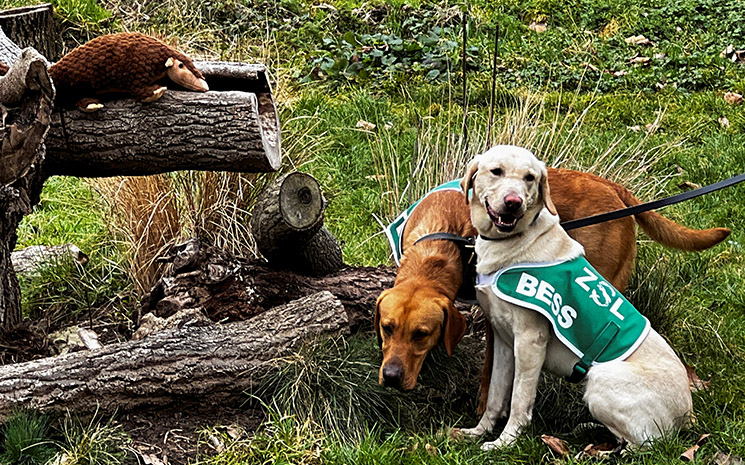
[539,163,557,216]
[374,290,389,348]
[460,157,480,205]
[441,300,466,356]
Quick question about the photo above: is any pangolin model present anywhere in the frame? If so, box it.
[0,33,209,111]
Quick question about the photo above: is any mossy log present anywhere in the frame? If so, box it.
[0,291,348,419]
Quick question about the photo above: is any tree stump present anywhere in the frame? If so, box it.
[0,4,55,61]
[250,172,344,276]
[0,31,54,327]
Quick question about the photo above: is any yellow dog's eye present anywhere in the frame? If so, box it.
[491,167,503,176]
[525,173,535,182]
[382,324,394,336]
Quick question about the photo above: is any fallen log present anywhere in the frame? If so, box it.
[141,239,393,331]
[0,291,348,419]
[45,61,281,177]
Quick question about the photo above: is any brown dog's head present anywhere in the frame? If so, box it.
[375,282,466,391]
[460,145,556,237]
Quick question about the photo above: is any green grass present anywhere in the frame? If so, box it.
[0,411,56,465]
[4,0,745,462]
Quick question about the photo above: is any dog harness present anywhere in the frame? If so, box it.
[384,179,463,266]
[477,256,650,382]
[384,180,479,304]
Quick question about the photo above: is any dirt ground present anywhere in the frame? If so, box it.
[119,402,264,464]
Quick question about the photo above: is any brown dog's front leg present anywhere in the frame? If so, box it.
[477,323,494,415]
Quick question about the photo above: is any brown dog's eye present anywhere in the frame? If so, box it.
[491,168,503,176]
[412,329,429,340]
[525,173,535,182]
[382,324,394,336]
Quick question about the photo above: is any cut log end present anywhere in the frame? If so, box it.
[280,172,324,230]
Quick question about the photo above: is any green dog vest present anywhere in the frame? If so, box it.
[482,256,650,381]
[384,179,463,266]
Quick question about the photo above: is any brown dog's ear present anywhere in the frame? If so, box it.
[539,164,558,216]
[442,301,466,356]
[374,290,389,348]
[460,157,480,205]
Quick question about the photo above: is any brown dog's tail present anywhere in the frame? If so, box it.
[612,183,731,251]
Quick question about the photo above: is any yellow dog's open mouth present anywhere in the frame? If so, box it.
[486,201,523,233]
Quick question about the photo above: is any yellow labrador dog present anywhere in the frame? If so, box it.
[458,145,692,449]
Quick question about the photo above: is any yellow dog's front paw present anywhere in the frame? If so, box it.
[481,434,517,450]
[452,426,485,440]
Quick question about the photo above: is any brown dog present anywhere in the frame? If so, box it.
[376,168,730,392]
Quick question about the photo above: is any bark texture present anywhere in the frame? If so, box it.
[250,172,344,276]
[0,38,54,328]
[141,239,394,331]
[0,4,56,61]
[46,89,280,177]
[0,291,348,419]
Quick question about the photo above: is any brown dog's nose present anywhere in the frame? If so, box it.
[504,194,523,211]
[382,361,405,389]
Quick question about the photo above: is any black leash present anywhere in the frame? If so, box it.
[560,173,745,231]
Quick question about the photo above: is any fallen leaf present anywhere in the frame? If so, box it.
[732,51,745,64]
[541,435,570,457]
[364,174,385,181]
[713,450,745,465]
[724,92,743,105]
[654,52,667,60]
[627,125,642,132]
[678,181,702,191]
[645,122,660,133]
[424,443,438,456]
[208,434,225,453]
[612,70,628,77]
[529,21,547,33]
[630,56,651,65]
[356,119,376,131]
[582,62,600,72]
[384,121,394,130]
[575,442,623,460]
[685,365,711,391]
[140,453,167,465]
[226,424,244,439]
[719,117,730,128]
[680,433,710,462]
[625,34,652,45]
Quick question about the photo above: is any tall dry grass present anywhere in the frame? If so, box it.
[371,89,679,224]
[93,176,181,296]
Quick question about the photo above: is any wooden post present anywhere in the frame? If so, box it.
[0,4,56,60]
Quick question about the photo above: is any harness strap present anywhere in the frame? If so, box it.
[566,321,620,383]
[414,233,478,304]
